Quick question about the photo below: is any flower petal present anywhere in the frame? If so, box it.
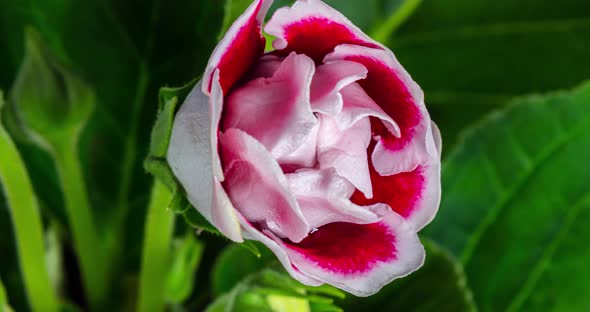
[317,116,373,198]
[222,52,318,167]
[272,204,424,297]
[350,147,441,231]
[265,0,381,62]
[246,55,283,80]
[219,128,311,243]
[325,44,434,176]
[203,0,273,94]
[336,82,400,136]
[279,122,319,172]
[431,121,442,158]
[238,214,324,287]
[286,168,381,229]
[310,60,367,115]
[167,77,242,241]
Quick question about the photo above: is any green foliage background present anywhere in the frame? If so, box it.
[0,0,589,311]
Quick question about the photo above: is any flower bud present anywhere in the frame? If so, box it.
[10,28,95,147]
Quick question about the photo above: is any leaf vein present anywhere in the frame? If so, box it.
[459,98,590,264]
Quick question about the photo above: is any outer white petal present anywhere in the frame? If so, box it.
[167,75,242,242]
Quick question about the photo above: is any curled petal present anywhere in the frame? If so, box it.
[351,147,441,231]
[223,52,318,166]
[246,55,283,80]
[431,121,442,158]
[317,116,373,198]
[336,82,399,136]
[220,128,310,243]
[269,204,424,297]
[325,44,434,176]
[286,168,380,229]
[279,122,319,171]
[310,60,367,115]
[203,0,274,94]
[265,0,381,62]
[238,214,324,287]
[167,77,242,241]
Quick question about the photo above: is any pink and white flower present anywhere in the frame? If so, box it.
[167,0,441,296]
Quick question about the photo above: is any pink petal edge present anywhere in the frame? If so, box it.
[203,0,274,94]
[325,44,434,176]
[265,0,382,62]
[271,204,425,297]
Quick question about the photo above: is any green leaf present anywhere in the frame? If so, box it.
[212,243,275,296]
[164,234,205,304]
[389,0,590,149]
[144,80,195,195]
[151,80,198,159]
[181,203,220,235]
[206,269,343,312]
[339,239,476,311]
[425,81,590,311]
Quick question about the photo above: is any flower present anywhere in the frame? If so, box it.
[167,0,441,296]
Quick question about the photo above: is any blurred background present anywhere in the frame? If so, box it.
[1,0,589,311]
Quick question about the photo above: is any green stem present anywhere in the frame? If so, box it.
[0,126,60,312]
[370,0,423,43]
[53,138,106,309]
[137,181,175,312]
[0,280,8,312]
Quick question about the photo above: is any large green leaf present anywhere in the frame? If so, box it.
[389,0,590,148]
[425,81,590,311]
[339,240,476,311]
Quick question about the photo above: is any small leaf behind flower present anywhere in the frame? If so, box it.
[212,243,274,296]
[206,268,344,312]
[164,234,205,304]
